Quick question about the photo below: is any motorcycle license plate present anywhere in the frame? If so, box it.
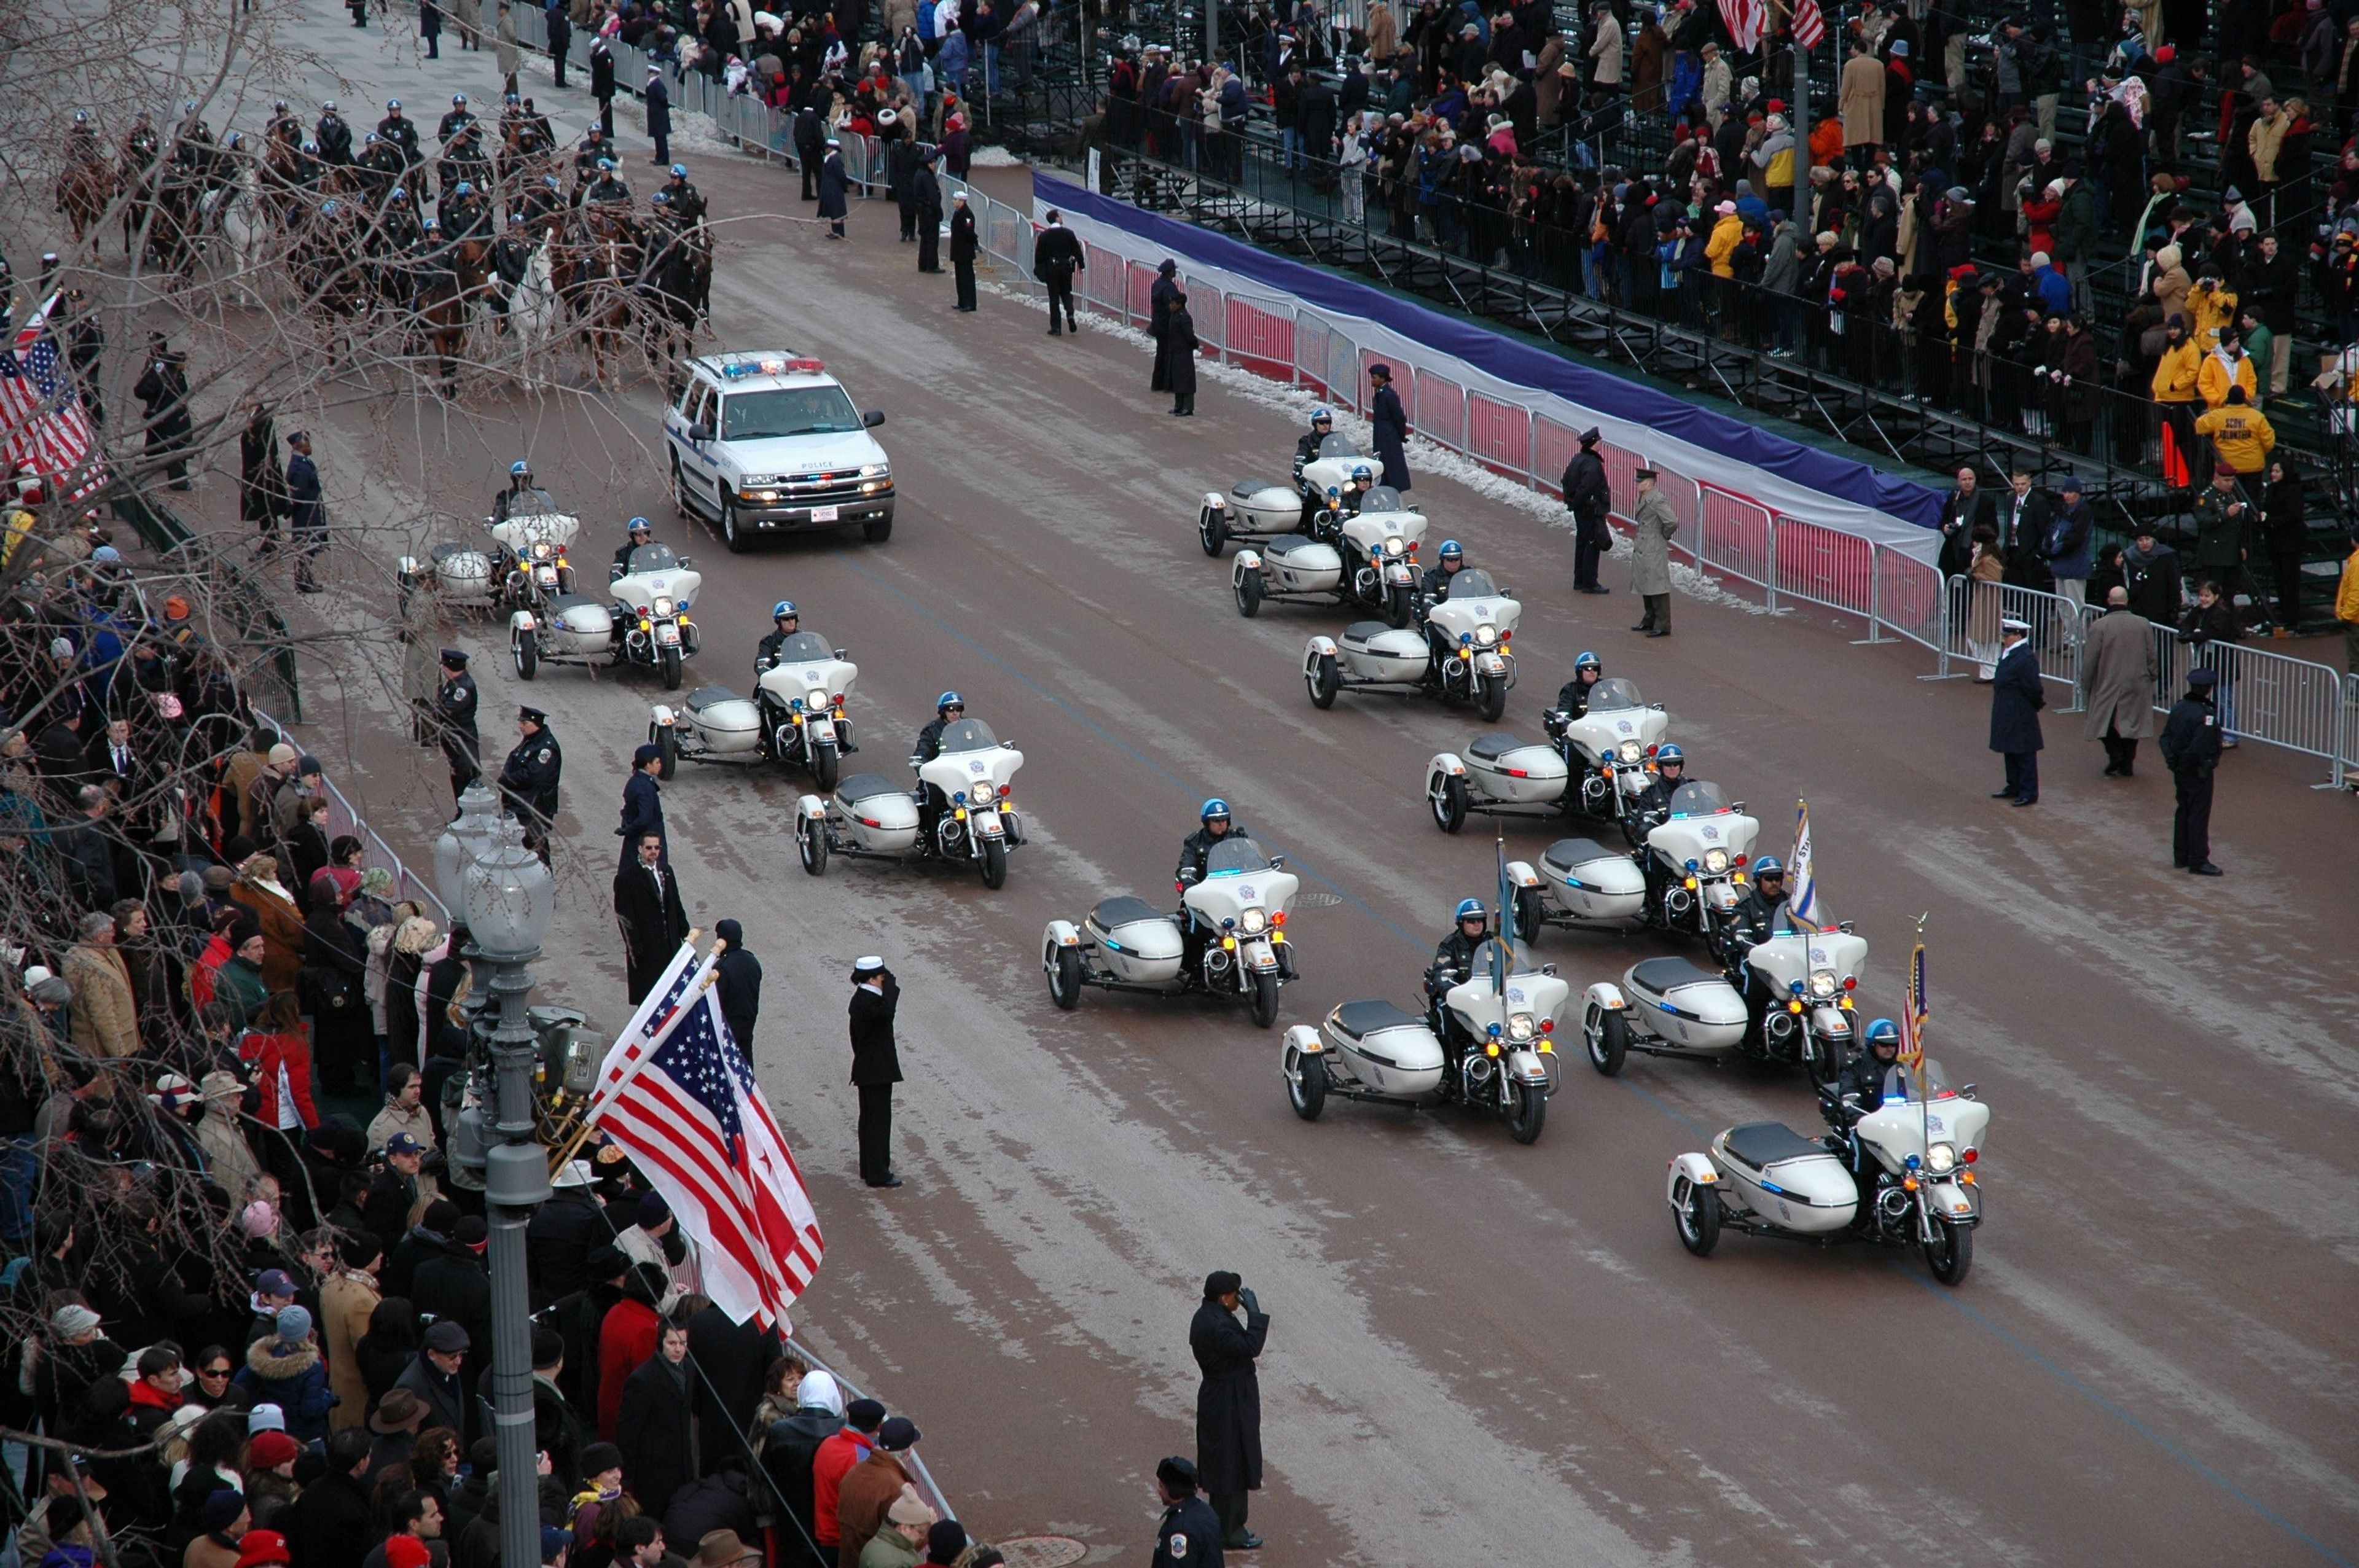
[811,505,840,522]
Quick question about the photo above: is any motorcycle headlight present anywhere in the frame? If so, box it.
[1238,906,1268,935]
[1926,1142,1957,1174]
[1616,739,1643,763]
[1382,535,1404,556]
[653,596,676,616]
[1474,623,1498,646]
[1807,969,1838,999]
[530,540,551,559]
[1701,847,1730,875]
[1505,1012,1536,1043]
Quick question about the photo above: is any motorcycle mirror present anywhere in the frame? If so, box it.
[1267,853,1286,869]
[678,555,694,566]
[862,410,886,428]
[833,647,848,659]
[1838,919,1855,934]
[608,564,624,581]
[1539,962,1557,977]
[1960,1083,1978,1098]
[907,754,923,767]
[1000,739,1015,749]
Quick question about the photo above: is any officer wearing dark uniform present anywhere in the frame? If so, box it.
[663,165,706,227]
[617,742,667,874]
[912,691,966,763]
[612,517,652,575]
[496,704,563,862]
[378,99,423,167]
[584,159,632,207]
[754,601,803,666]
[440,182,489,241]
[1834,1018,1905,1211]
[1722,855,1799,951]
[1150,1456,1224,1568]
[2160,666,2224,875]
[284,429,324,593]
[315,101,353,165]
[1418,539,1468,601]
[1175,798,1250,884]
[266,101,304,149]
[493,461,541,522]
[1554,650,1603,716]
[1290,408,1334,528]
[1623,742,1688,835]
[1562,425,1612,593]
[439,94,477,146]
[491,215,533,328]
[434,649,480,809]
[1428,897,1488,991]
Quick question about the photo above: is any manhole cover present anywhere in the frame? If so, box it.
[991,1538,1089,1568]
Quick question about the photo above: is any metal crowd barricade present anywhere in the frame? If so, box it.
[1293,315,1337,399]
[2145,625,2349,774]
[1936,578,2086,707]
[1412,367,1466,456]
[1772,515,1877,623]
[249,707,451,927]
[1466,393,1531,483]
[1532,415,1581,499]
[1868,544,1946,652]
[1326,326,1360,412]
[1189,281,1226,359]
[1694,486,1770,598]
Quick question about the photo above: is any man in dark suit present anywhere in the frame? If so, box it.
[847,958,902,1188]
[1936,466,1997,579]
[613,832,688,1003]
[1032,208,1084,335]
[2000,469,2051,561]
[1560,426,1611,593]
[1988,617,2044,806]
[616,743,666,873]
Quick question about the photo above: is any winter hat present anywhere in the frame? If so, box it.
[234,1530,292,1568]
[246,1404,286,1432]
[49,1304,101,1338]
[201,1490,248,1533]
[247,1431,302,1470]
[636,1192,670,1227]
[274,1306,312,1343]
[797,1369,845,1416]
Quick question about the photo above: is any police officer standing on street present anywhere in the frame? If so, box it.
[1562,426,1611,594]
[1190,1270,1269,1552]
[617,742,666,873]
[1150,1456,1223,1568]
[496,704,562,863]
[434,649,480,811]
[284,429,324,593]
[2160,666,2224,875]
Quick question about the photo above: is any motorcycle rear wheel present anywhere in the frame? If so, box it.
[1504,1078,1546,1144]
[1674,1176,1721,1256]
[1923,1217,1973,1286]
[1248,968,1280,1028]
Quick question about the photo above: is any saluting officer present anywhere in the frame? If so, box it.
[434,648,481,810]
[496,704,562,862]
[1151,1456,1223,1568]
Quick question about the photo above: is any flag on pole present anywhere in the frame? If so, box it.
[1898,937,1928,1095]
[1787,797,1820,930]
[1718,0,1766,50]
[1493,830,1514,992]
[587,949,824,1329]
[1791,0,1826,49]
[0,294,104,499]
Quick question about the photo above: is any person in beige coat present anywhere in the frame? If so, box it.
[2081,588,2159,776]
[496,3,523,92]
[1588,4,1623,89]
[1839,42,1885,154]
[1365,1,1398,66]
[1628,469,1678,636]
[1533,33,1567,125]
[321,1233,384,1430]
[64,912,140,1063]
[451,0,483,47]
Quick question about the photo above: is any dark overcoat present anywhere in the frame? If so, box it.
[1189,1295,1268,1494]
[1989,639,2045,753]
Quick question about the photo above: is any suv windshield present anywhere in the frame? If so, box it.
[934,717,998,753]
[1667,779,1731,816]
[626,543,681,574]
[1586,677,1644,712]
[1447,568,1500,599]
[721,386,863,440]
[1204,838,1272,875]
[770,631,833,664]
[1317,432,1365,460]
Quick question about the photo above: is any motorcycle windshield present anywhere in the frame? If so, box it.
[1666,779,1730,816]
[770,631,832,664]
[1203,838,1272,876]
[1585,677,1644,712]
[1446,568,1500,599]
[1360,485,1408,513]
[626,543,681,574]
[1316,432,1366,461]
[934,716,998,753]
[1882,1059,1954,1101]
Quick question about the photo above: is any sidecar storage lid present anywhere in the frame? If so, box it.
[684,687,740,712]
[1089,896,1168,930]
[1719,1121,1831,1171]
[1466,733,1528,761]
[1629,956,1724,994]
[1542,837,1615,870]
[835,773,901,803]
[1232,478,1288,501]
[1329,999,1423,1040]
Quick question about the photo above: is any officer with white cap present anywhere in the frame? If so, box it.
[847,957,902,1187]
[1989,615,2044,806]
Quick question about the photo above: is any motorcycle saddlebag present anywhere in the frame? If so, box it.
[1340,621,1430,679]
[1085,895,1183,983]
[546,595,614,654]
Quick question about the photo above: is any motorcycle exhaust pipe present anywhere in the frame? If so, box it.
[1580,773,1612,808]
[1664,886,1694,918]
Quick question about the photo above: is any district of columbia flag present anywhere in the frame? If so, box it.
[1788,797,1819,930]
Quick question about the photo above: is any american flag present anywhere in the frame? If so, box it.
[1718,0,1765,50]
[1791,0,1826,49]
[1898,937,1928,1090]
[0,294,104,499]
[587,945,824,1329]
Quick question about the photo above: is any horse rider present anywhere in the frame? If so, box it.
[662,164,706,228]
[314,100,353,165]
[439,93,477,146]
[583,158,633,209]
[440,180,490,241]
[490,213,535,331]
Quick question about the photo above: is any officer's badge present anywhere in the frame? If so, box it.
[1167,1535,1187,1557]
[537,747,552,763]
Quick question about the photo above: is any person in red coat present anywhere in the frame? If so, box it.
[239,991,321,1133]
[594,1263,664,1440]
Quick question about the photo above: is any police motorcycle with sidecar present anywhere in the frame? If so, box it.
[1230,471,1428,627]
[509,525,703,690]
[648,608,861,790]
[1280,925,1560,1144]
[1201,423,1415,554]
[794,712,1025,888]
[1426,675,1672,838]
[1303,552,1519,722]
[483,476,584,617]
[1667,1039,1988,1285]
[1044,834,1301,1028]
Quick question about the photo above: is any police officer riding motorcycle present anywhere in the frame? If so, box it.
[1555,651,1604,719]
[494,461,544,522]
[1292,407,1336,528]
[1829,1018,1904,1209]
[755,600,805,667]
[1624,741,1688,837]
[613,516,653,574]
[1175,798,1258,972]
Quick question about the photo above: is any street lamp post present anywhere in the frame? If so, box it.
[438,806,555,1568]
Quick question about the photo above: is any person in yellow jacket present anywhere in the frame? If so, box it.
[2337,526,2359,676]
[2186,273,2237,350]
[2150,315,2203,486]
[2193,386,2275,479]
[1705,200,1743,276]
[2197,334,2259,409]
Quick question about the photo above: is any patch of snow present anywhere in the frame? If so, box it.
[967,145,1025,168]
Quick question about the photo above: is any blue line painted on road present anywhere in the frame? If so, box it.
[848,555,2342,1564]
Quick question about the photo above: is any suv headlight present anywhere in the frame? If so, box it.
[1237,906,1268,935]
[1616,739,1642,763]
[1807,970,1837,999]
[1505,1012,1537,1043]
[1382,536,1405,556]
[1701,847,1730,875]
[1926,1142,1958,1174]
[1474,623,1498,646]
[858,463,890,478]
[653,596,676,616]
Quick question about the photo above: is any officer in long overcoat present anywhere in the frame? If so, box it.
[1148,259,1181,391]
[1367,362,1410,491]
[1988,617,2045,805]
[1189,1270,1269,1551]
[1629,466,1678,635]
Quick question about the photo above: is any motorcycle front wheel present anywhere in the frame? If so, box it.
[979,835,1007,889]
[659,644,684,690]
[1923,1217,1974,1286]
[811,741,840,793]
[1248,968,1280,1028]
[1474,672,1508,722]
[1504,1078,1546,1144]
[1385,582,1414,629]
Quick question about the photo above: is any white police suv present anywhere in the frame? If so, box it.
[664,351,894,551]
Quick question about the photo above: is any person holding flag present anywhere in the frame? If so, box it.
[0,291,106,501]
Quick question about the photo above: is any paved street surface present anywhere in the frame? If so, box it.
[84,6,2359,1562]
